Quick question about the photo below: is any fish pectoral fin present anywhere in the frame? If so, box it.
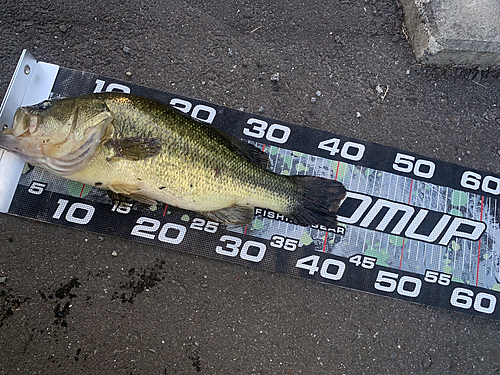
[201,205,255,225]
[105,136,161,162]
[109,183,157,206]
[101,122,116,142]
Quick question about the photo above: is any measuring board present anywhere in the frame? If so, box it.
[1,50,500,319]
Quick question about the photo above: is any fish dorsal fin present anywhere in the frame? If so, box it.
[172,105,271,169]
[105,136,161,162]
[214,128,271,169]
[201,205,255,224]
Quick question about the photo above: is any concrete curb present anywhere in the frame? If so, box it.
[401,0,500,68]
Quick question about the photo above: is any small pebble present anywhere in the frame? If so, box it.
[123,46,131,54]
[356,112,361,118]
[316,91,322,97]
[125,71,132,77]
[406,69,410,75]
[228,49,234,57]
[334,35,341,43]
[258,106,265,113]
[0,277,7,283]
[497,150,500,156]
[421,353,432,369]
[111,250,118,257]
[270,73,280,82]
[311,97,317,103]
[59,25,67,32]
[375,84,384,94]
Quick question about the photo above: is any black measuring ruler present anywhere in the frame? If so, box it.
[2,51,500,319]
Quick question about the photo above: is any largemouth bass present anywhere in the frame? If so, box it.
[0,93,346,226]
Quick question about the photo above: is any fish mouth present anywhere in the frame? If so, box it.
[0,108,48,167]
[0,108,43,154]
[0,128,103,176]
[0,116,107,176]
[0,131,45,170]
[11,107,42,137]
[0,130,26,153]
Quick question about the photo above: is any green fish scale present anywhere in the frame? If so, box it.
[101,93,299,212]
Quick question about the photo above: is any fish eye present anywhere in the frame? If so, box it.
[38,100,53,111]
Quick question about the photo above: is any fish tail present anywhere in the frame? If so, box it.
[286,176,347,228]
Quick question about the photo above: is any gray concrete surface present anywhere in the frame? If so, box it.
[402,0,500,67]
[1,0,500,374]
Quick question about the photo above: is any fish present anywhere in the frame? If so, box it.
[0,93,346,226]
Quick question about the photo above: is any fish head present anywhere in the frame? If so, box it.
[0,96,114,175]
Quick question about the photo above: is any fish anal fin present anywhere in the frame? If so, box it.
[105,136,161,162]
[201,205,254,224]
